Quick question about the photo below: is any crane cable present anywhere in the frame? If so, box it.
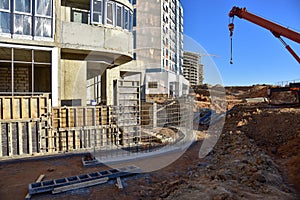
[228,17,235,64]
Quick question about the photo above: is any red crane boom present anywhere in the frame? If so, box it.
[228,6,300,64]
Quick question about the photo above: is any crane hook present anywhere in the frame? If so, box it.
[228,21,234,64]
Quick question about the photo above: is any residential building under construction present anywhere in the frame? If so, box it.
[182,51,203,85]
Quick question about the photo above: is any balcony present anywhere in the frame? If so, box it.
[61,21,133,57]
[60,0,133,59]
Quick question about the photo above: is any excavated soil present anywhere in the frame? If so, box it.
[0,85,299,199]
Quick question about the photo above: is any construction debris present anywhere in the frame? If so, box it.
[28,166,140,195]
[25,174,45,200]
[116,177,124,189]
[52,177,109,194]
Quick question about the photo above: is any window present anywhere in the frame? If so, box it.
[71,8,89,24]
[92,0,103,24]
[0,0,53,39]
[14,0,32,36]
[148,82,158,89]
[90,1,133,31]
[106,1,114,25]
[116,4,122,27]
[0,0,10,33]
[123,8,129,30]
[35,0,52,37]
[0,47,51,94]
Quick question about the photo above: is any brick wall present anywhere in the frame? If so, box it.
[0,67,30,92]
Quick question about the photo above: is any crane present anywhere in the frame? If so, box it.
[228,6,300,64]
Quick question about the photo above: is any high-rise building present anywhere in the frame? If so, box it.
[132,0,189,100]
[183,51,204,85]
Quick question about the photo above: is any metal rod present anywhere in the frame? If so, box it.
[11,48,14,96]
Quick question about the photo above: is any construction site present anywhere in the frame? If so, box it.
[0,1,300,200]
[0,84,300,199]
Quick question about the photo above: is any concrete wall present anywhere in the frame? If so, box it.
[61,22,133,56]
[61,59,87,105]
[145,72,169,95]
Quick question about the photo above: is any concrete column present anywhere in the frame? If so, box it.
[52,47,59,106]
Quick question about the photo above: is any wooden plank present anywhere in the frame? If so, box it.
[18,122,23,155]
[25,174,45,200]
[22,98,29,119]
[3,98,9,119]
[32,98,38,119]
[52,177,109,194]
[116,177,123,189]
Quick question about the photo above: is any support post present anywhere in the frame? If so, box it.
[153,103,157,128]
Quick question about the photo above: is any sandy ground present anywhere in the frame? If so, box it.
[0,85,300,199]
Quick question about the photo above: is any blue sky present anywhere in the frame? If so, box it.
[181,0,300,86]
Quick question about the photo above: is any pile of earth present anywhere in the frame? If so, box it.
[166,105,299,199]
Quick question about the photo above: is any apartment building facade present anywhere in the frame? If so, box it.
[183,51,203,85]
[132,0,189,100]
[0,0,134,106]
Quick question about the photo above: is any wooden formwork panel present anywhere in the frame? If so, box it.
[0,121,48,157]
[52,106,113,129]
[0,96,49,120]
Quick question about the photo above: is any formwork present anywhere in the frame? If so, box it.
[0,94,142,159]
[0,94,193,160]
[0,94,51,157]
[51,106,125,152]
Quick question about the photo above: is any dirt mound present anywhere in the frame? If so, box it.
[270,91,298,104]
[226,105,300,196]
[249,85,269,98]
[168,106,299,199]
